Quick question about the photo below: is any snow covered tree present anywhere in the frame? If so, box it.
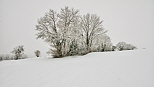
[35,50,40,57]
[116,42,136,51]
[36,9,62,58]
[92,34,112,52]
[126,44,136,50]
[36,7,80,58]
[35,6,116,58]
[80,13,107,52]
[11,45,24,60]
[57,6,80,56]
[100,35,112,51]
[116,42,127,51]
[67,40,79,56]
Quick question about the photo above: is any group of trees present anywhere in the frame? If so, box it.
[1,7,136,61]
[35,6,120,58]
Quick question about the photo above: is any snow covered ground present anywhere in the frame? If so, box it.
[0,49,154,87]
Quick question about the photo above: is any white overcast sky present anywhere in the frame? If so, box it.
[0,0,154,57]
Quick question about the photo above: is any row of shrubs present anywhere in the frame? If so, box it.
[0,41,136,61]
[0,54,27,61]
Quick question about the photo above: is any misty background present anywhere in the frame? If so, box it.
[0,0,154,57]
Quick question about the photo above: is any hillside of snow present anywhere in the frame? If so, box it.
[0,49,154,87]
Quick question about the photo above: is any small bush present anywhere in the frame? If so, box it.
[35,50,40,57]
[0,54,27,61]
[11,45,25,60]
[0,54,14,61]
[112,46,116,51]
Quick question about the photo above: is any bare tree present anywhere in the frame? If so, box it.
[11,45,24,60]
[36,7,80,58]
[57,6,80,56]
[36,9,62,57]
[80,13,107,53]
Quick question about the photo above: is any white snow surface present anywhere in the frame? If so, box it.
[0,49,154,87]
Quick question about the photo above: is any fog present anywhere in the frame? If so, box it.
[0,0,154,57]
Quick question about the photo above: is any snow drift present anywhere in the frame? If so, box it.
[0,49,154,87]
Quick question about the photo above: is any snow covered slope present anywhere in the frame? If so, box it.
[0,49,154,87]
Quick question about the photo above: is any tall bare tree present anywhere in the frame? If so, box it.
[57,6,80,56]
[36,9,62,57]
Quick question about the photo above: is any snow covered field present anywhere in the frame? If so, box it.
[0,49,154,87]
